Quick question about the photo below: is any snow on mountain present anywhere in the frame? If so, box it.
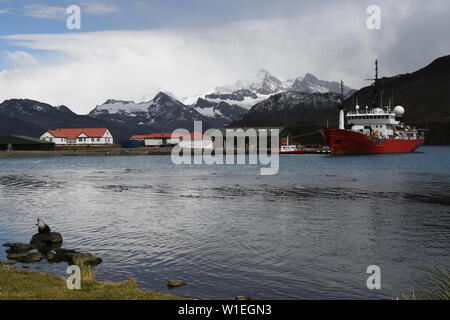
[88,92,223,131]
[191,70,354,112]
[249,69,285,94]
[232,91,342,127]
[192,98,247,125]
[87,71,355,130]
[90,99,149,117]
[290,73,354,95]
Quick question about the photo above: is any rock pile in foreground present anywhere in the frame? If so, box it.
[1,231,102,267]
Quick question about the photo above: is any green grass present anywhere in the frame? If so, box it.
[414,268,450,300]
[398,268,450,300]
[0,267,180,300]
[77,262,97,282]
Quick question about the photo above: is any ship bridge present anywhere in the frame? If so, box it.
[346,106,422,140]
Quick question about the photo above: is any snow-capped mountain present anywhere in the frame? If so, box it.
[88,92,223,131]
[246,91,341,115]
[231,91,342,128]
[0,98,141,141]
[191,70,354,111]
[192,98,247,125]
[0,99,76,118]
[290,73,354,95]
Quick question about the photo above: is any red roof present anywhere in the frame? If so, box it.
[130,132,210,140]
[130,135,149,140]
[181,131,211,140]
[131,133,182,139]
[146,133,180,139]
[48,128,108,139]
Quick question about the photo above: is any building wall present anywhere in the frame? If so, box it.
[179,139,213,149]
[40,130,114,145]
[40,132,66,145]
[144,137,181,146]
[145,138,163,146]
[75,136,112,145]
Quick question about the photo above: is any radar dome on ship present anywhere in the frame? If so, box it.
[394,106,405,117]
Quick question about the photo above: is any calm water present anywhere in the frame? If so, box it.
[0,146,449,299]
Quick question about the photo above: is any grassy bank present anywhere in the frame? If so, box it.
[0,146,174,158]
[0,267,180,300]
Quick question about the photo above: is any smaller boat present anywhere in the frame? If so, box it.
[278,137,305,154]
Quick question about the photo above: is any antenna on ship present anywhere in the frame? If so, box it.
[365,59,379,110]
[374,59,379,108]
[338,80,345,129]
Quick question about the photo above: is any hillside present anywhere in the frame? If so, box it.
[344,55,450,144]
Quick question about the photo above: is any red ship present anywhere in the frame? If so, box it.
[321,61,425,155]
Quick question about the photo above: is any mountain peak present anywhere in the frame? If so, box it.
[153,91,175,103]
[103,99,134,105]
[303,73,319,82]
[255,69,270,78]
[250,70,283,95]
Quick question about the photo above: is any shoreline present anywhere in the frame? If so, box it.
[0,147,331,158]
[0,147,175,158]
[0,266,181,300]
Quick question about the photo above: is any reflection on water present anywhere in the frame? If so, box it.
[0,146,449,299]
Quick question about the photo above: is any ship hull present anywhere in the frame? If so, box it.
[321,128,423,156]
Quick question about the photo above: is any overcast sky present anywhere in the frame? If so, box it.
[0,0,449,114]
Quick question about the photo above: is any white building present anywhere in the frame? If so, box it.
[178,132,213,149]
[40,128,114,145]
[133,133,181,147]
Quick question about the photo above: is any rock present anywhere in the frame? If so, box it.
[0,260,17,265]
[167,280,186,288]
[6,253,25,260]
[235,296,251,300]
[30,232,63,246]
[26,252,44,262]
[46,252,57,263]
[53,248,79,262]
[5,243,32,254]
[34,242,62,255]
[68,253,103,266]
[7,251,43,263]
[50,249,102,266]
[3,243,32,253]
[22,265,30,269]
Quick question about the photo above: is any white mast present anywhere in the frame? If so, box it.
[339,80,345,129]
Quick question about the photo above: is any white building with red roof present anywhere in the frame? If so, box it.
[129,132,212,149]
[40,128,113,145]
[130,133,182,147]
[178,131,213,149]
